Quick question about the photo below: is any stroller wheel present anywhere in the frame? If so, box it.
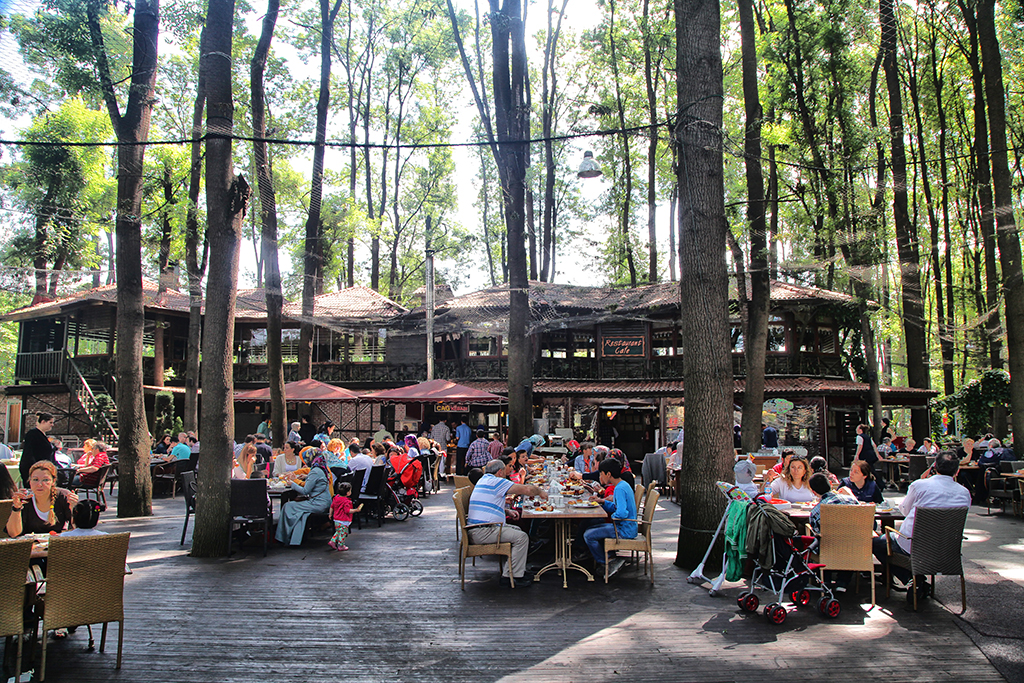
[765,603,787,625]
[738,593,759,612]
[791,589,812,607]
[409,499,424,516]
[393,505,410,521]
[818,598,841,618]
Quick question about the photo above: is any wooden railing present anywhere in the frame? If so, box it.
[66,356,118,445]
[14,351,65,382]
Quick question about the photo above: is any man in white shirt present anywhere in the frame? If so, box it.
[872,451,970,602]
[466,459,547,588]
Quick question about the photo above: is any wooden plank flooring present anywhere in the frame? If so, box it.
[24,486,1008,683]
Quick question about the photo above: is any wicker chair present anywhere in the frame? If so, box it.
[453,487,513,589]
[634,484,645,516]
[885,506,969,612]
[986,461,1024,515]
[40,532,132,681]
[0,499,11,538]
[816,504,877,607]
[603,489,660,585]
[0,537,33,683]
[453,475,473,491]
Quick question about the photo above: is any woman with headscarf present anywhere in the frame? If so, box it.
[275,454,332,546]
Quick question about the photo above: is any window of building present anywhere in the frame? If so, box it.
[817,326,836,355]
[652,328,677,356]
[572,333,596,358]
[767,316,787,353]
[730,324,745,353]
[468,335,499,357]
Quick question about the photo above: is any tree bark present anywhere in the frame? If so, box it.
[674,0,734,568]
[881,0,929,440]
[252,0,286,449]
[184,28,208,435]
[87,0,159,518]
[609,0,637,287]
[977,0,1024,441]
[192,0,251,557]
[489,0,533,444]
[737,0,769,455]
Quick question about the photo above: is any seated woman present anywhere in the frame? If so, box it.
[275,454,332,546]
[809,455,839,489]
[72,440,110,489]
[273,441,305,478]
[768,455,815,503]
[838,460,884,504]
[7,461,78,537]
[233,443,258,480]
[507,449,528,484]
[153,434,173,455]
[763,448,796,484]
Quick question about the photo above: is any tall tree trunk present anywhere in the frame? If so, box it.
[907,57,951,396]
[642,0,660,283]
[609,0,637,287]
[961,2,1003,371]
[881,0,929,440]
[527,189,538,281]
[252,0,286,449]
[539,0,567,283]
[738,0,769,455]
[673,0,734,568]
[184,28,208,435]
[298,0,343,378]
[489,0,532,444]
[929,27,956,396]
[193,0,251,557]
[977,0,1024,441]
[87,0,159,518]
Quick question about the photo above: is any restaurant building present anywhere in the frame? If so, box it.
[1,277,934,467]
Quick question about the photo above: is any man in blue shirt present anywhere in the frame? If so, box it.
[583,459,637,577]
[455,418,473,476]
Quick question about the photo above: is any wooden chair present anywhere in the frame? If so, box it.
[40,532,132,681]
[603,489,660,585]
[816,504,877,607]
[885,506,969,612]
[453,487,513,589]
[0,537,33,683]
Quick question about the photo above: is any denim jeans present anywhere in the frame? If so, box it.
[583,523,619,564]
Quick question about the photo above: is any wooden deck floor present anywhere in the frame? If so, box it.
[26,486,1008,683]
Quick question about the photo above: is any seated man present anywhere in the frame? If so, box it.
[763,448,795,484]
[582,459,638,578]
[466,459,547,588]
[871,452,970,603]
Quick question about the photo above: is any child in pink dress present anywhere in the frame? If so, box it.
[329,482,362,551]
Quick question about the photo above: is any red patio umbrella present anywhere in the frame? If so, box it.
[359,379,505,404]
[234,378,362,403]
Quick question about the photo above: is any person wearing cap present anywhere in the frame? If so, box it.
[466,459,547,588]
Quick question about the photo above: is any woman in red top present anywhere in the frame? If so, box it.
[73,441,110,489]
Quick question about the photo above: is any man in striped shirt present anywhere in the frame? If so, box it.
[467,459,547,587]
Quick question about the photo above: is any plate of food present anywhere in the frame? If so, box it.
[571,501,600,508]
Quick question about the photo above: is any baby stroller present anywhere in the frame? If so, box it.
[737,500,841,625]
[382,456,424,521]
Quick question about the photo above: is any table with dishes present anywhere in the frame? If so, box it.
[777,500,906,531]
[519,463,610,588]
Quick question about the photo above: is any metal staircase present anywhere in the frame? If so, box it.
[66,356,119,446]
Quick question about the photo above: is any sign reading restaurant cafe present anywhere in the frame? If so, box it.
[602,335,646,357]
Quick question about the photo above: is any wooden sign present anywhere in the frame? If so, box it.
[602,335,646,357]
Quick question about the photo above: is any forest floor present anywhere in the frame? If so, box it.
[17,478,1024,683]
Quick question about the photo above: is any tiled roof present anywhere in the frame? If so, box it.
[1,279,195,321]
[282,286,407,325]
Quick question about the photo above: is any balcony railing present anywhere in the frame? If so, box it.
[14,351,65,382]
